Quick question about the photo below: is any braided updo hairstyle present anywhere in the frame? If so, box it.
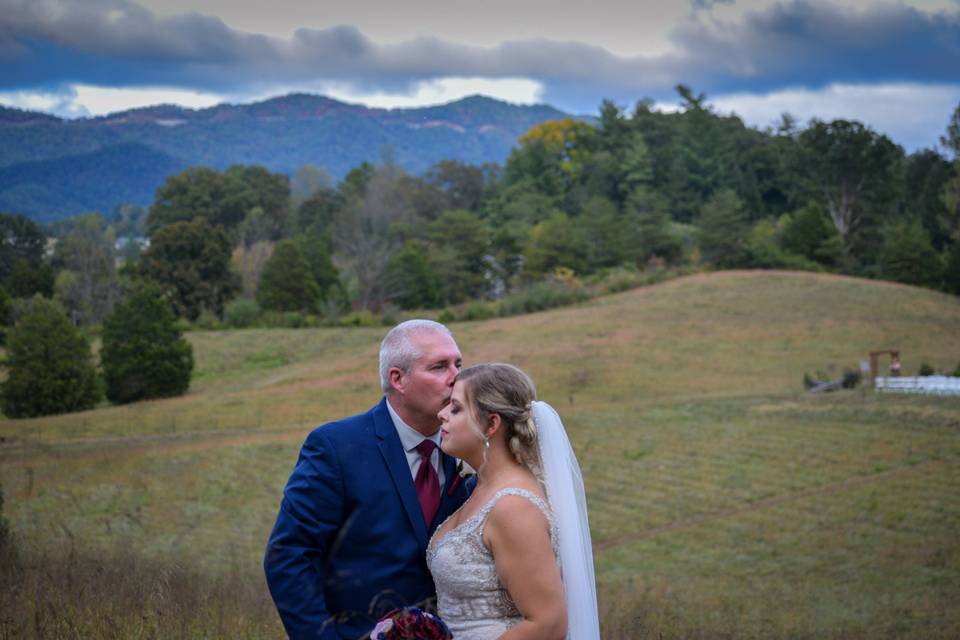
[457,363,541,476]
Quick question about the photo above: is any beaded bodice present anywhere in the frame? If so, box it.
[426,487,558,640]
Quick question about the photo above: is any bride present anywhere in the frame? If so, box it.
[428,364,600,640]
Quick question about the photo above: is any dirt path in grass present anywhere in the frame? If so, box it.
[0,426,310,468]
[594,458,946,552]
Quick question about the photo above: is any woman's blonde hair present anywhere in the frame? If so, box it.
[457,363,540,474]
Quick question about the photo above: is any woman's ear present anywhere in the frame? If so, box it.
[486,413,503,439]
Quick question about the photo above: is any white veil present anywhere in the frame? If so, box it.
[532,400,600,640]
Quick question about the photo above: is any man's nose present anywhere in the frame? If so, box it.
[446,363,459,384]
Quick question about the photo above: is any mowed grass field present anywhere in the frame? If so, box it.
[2,270,959,638]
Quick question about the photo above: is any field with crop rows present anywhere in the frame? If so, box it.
[2,271,959,638]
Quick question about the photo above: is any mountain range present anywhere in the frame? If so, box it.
[0,94,570,223]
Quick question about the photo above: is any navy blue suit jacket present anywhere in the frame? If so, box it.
[264,398,471,639]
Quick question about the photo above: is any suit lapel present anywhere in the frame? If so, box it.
[373,398,429,549]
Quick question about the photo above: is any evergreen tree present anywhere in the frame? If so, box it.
[0,213,46,288]
[879,220,943,288]
[294,234,347,308]
[384,241,440,309]
[101,283,194,404]
[0,296,100,418]
[577,197,630,270]
[698,189,751,268]
[256,240,321,313]
[426,210,490,303]
[941,241,960,295]
[780,202,844,267]
[9,260,54,299]
[294,188,343,238]
[627,187,683,264]
[0,286,11,344]
[525,212,590,275]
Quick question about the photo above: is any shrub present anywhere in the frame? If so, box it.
[460,301,498,321]
[841,368,862,389]
[0,296,101,418]
[499,278,588,317]
[224,298,261,328]
[283,312,305,328]
[193,308,221,330]
[593,266,643,294]
[437,308,455,324]
[917,363,936,377]
[380,303,400,327]
[100,283,194,404]
[0,484,10,552]
[339,309,379,327]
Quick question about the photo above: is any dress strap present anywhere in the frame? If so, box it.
[479,487,552,523]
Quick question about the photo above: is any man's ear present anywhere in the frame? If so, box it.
[389,367,405,394]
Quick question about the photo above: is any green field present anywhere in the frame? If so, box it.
[2,271,959,638]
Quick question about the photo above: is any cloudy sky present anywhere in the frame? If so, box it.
[1,0,959,151]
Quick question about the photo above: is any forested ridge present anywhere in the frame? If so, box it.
[0,95,568,220]
[2,88,959,342]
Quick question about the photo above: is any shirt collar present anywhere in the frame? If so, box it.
[386,396,441,452]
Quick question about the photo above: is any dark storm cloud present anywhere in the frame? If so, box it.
[1,0,958,106]
[690,0,736,10]
[670,1,960,94]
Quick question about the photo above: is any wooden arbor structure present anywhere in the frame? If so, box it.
[869,349,901,383]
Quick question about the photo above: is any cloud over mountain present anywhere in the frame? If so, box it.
[2,0,957,106]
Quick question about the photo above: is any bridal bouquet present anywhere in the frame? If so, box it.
[369,607,452,640]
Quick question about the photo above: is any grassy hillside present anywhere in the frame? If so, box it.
[2,271,959,638]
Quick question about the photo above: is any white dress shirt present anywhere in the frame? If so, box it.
[386,398,446,487]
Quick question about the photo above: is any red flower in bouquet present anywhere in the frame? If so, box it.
[369,607,452,640]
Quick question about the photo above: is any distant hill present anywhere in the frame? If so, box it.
[0,94,570,221]
[0,143,185,223]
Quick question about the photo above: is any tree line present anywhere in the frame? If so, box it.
[1,87,959,416]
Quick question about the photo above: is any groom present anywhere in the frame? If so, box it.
[264,319,470,639]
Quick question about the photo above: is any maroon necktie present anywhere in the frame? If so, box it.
[415,440,440,527]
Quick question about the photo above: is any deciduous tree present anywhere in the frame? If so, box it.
[52,213,118,324]
[796,120,903,255]
[140,218,238,320]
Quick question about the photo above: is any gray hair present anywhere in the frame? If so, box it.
[379,319,453,393]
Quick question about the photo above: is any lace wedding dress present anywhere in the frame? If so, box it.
[426,487,559,639]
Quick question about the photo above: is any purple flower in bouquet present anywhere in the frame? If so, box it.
[369,607,452,640]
